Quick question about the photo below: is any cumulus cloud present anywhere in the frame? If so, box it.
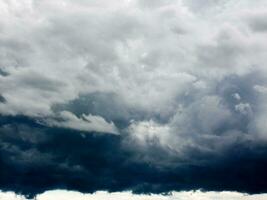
[1,0,267,120]
[1,0,267,198]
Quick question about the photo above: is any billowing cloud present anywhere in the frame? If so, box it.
[0,0,267,199]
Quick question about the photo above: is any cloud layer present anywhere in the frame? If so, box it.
[0,116,267,198]
[1,190,267,200]
[1,0,267,198]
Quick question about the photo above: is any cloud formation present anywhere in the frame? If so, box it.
[0,0,267,198]
[44,111,118,134]
[0,116,267,198]
[1,190,267,200]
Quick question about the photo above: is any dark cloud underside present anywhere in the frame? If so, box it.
[0,116,267,198]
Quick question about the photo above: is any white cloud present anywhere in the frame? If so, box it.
[45,111,118,134]
[235,103,252,115]
[128,119,171,146]
[1,190,267,200]
[1,0,267,141]
[0,0,220,118]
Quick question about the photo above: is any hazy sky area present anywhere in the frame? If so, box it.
[1,0,267,199]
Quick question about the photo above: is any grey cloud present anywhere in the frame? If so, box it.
[137,0,174,9]
[195,25,251,71]
[245,11,267,32]
[0,0,266,151]
[0,69,8,77]
[52,92,145,129]
[15,71,66,92]
[182,0,229,15]
[0,95,6,103]
[0,0,267,197]
[125,70,267,163]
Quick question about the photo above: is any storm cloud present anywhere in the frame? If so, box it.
[0,114,267,199]
[1,0,267,199]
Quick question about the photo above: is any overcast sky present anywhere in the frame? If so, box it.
[1,0,267,199]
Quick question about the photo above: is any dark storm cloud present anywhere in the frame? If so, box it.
[0,95,6,103]
[0,114,267,199]
[52,92,170,130]
[1,0,267,199]
[52,92,135,129]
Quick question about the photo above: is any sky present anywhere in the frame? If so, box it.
[0,0,267,199]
